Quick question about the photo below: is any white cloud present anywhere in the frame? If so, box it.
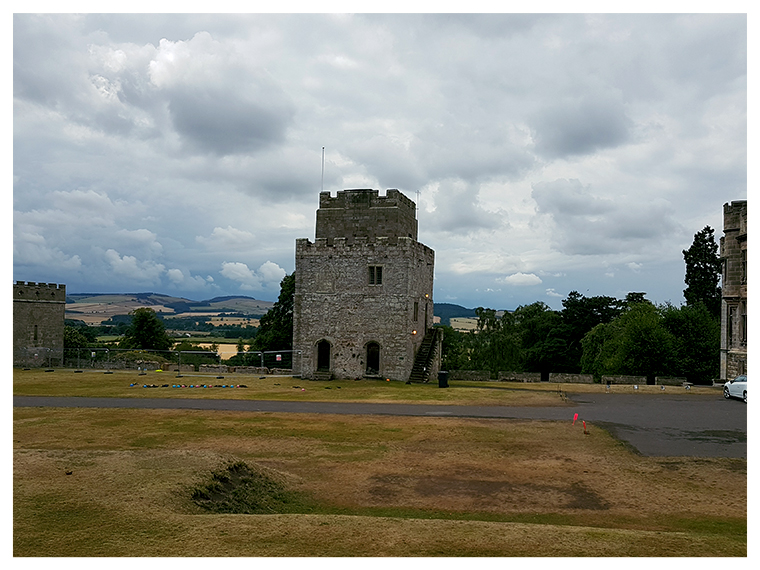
[104,249,165,283]
[167,268,184,283]
[498,272,543,286]
[220,260,286,292]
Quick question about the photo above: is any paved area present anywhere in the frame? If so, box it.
[14,392,746,458]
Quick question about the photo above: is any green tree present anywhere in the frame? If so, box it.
[661,302,720,384]
[560,291,624,371]
[581,302,676,382]
[437,325,468,371]
[119,308,173,351]
[514,302,566,377]
[252,273,295,351]
[683,226,722,318]
[64,325,90,349]
[467,307,521,375]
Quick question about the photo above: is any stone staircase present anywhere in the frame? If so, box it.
[313,370,333,381]
[407,327,442,383]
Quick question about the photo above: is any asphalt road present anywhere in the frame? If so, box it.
[14,392,747,458]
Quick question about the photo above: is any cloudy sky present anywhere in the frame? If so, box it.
[12,12,747,310]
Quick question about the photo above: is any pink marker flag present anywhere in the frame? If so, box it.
[573,413,578,425]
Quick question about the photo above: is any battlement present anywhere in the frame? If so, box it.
[297,236,433,256]
[14,281,66,302]
[319,188,416,212]
[723,200,747,235]
[316,188,418,243]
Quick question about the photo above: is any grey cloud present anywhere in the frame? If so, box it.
[529,95,631,159]
[532,179,681,255]
[167,85,294,156]
[429,180,506,235]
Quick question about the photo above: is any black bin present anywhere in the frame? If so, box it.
[438,371,449,388]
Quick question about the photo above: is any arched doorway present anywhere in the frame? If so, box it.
[366,342,380,376]
[317,340,331,371]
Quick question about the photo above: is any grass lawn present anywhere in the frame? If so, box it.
[13,368,744,557]
[12,368,721,404]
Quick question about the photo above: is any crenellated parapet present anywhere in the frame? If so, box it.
[315,188,418,243]
[296,235,433,256]
[14,281,67,303]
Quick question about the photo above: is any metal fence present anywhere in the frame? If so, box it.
[15,346,301,376]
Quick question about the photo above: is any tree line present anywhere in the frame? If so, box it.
[439,226,722,384]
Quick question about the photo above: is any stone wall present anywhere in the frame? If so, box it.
[199,365,228,374]
[230,367,271,375]
[13,281,66,366]
[449,370,493,381]
[549,373,593,383]
[655,376,687,386]
[602,375,647,385]
[498,371,542,383]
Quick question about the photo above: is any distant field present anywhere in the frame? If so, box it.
[66,293,272,325]
[450,317,479,332]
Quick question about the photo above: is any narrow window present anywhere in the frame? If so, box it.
[368,266,383,285]
[741,302,747,346]
[727,306,734,348]
[33,324,38,342]
[741,249,747,284]
[414,302,419,321]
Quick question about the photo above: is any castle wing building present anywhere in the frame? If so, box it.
[294,189,440,382]
[720,200,747,380]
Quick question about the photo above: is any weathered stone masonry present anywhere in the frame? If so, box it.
[13,281,66,366]
[720,200,747,380]
[294,189,438,381]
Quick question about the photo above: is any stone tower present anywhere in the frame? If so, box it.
[720,200,747,380]
[13,281,66,367]
[293,189,440,382]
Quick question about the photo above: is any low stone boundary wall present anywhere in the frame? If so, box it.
[448,370,594,383]
[230,367,270,375]
[449,370,493,381]
[602,375,647,385]
[166,364,195,372]
[498,371,541,383]
[199,365,228,374]
[655,376,687,386]
[269,368,293,375]
[549,373,593,383]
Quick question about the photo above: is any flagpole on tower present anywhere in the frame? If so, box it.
[321,147,325,192]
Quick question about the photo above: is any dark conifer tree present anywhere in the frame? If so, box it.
[682,226,722,318]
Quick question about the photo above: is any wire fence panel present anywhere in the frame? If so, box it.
[16,347,302,376]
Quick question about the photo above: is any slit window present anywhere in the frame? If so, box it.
[368,266,383,285]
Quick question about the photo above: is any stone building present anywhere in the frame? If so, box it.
[13,281,66,367]
[293,189,441,382]
[720,200,747,380]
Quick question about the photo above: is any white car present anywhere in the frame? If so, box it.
[723,375,747,403]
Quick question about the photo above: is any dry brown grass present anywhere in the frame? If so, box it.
[13,406,746,557]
